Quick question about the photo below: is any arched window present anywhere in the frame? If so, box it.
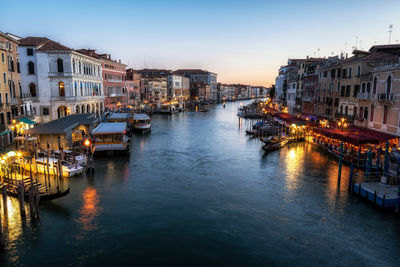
[359,106,363,119]
[353,106,357,117]
[29,83,37,97]
[361,83,366,93]
[79,62,81,74]
[386,75,392,94]
[366,82,371,93]
[345,106,348,116]
[28,61,34,74]
[340,105,343,114]
[76,105,80,114]
[74,81,77,96]
[73,60,76,73]
[364,107,368,120]
[59,81,65,97]
[86,104,90,113]
[80,82,83,96]
[57,58,64,72]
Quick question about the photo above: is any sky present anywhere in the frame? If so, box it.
[1,0,400,86]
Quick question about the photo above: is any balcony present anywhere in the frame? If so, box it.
[108,93,125,97]
[357,92,372,100]
[106,79,123,83]
[378,93,394,101]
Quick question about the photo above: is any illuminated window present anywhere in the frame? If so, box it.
[59,81,65,97]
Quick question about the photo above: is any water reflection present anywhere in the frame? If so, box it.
[75,186,101,239]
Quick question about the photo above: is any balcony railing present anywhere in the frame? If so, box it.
[378,93,394,101]
[50,95,104,101]
[357,92,372,100]
[108,93,125,97]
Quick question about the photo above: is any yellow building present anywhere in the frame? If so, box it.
[0,32,13,145]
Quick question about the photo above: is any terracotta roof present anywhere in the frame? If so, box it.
[173,69,216,75]
[37,40,72,52]
[19,37,50,46]
[19,37,72,52]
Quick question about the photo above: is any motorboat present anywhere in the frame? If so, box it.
[24,157,84,177]
[133,113,151,133]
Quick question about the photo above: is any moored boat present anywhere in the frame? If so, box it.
[262,138,288,152]
[133,113,151,133]
[23,158,84,177]
[92,122,131,155]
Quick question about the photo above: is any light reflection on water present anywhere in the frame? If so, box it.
[75,186,102,240]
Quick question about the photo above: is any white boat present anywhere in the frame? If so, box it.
[92,122,131,154]
[133,113,151,132]
[53,149,87,166]
[24,158,84,177]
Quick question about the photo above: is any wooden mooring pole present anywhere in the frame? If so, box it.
[338,141,343,180]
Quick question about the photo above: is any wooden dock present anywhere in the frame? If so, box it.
[352,182,399,208]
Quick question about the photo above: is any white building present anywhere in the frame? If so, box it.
[19,37,104,123]
[173,69,218,101]
[167,75,190,100]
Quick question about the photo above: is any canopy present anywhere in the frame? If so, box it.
[18,117,36,125]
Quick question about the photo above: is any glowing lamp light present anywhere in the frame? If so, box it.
[338,122,342,127]
[12,119,16,124]
[344,123,348,128]
[84,139,91,147]
[0,160,4,164]
[17,152,22,157]
[7,151,16,157]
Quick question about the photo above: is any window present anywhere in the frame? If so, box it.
[3,73,5,84]
[28,61,34,74]
[386,75,392,94]
[364,107,368,120]
[57,58,64,72]
[357,66,360,77]
[370,105,374,121]
[359,107,363,118]
[373,77,377,94]
[43,107,49,116]
[345,85,351,97]
[361,83,366,93]
[353,85,359,97]
[79,62,81,74]
[1,53,4,62]
[29,83,37,97]
[348,68,352,78]
[59,81,65,97]
[353,106,357,117]
[27,48,33,56]
[73,60,76,73]
[383,106,388,124]
[366,82,371,93]
[17,59,20,73]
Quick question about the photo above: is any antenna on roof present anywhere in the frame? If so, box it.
[389,24,393,44]
[355,36,358,50]
[344,42,347,53]
[317,48,320,57]
[359,40,363,50]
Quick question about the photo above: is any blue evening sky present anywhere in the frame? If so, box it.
[1,0,399,85]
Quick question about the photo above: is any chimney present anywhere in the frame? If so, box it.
[119,59,121,63]
[306,55,309,59]
[345,53,348,59]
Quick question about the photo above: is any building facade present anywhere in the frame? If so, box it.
[173,69,217,101]
[125,68,141,106]
[167,74,190,101]
[77,50,126,111]
[19,37,104,123]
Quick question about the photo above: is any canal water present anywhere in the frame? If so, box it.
[1,100,400,266]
